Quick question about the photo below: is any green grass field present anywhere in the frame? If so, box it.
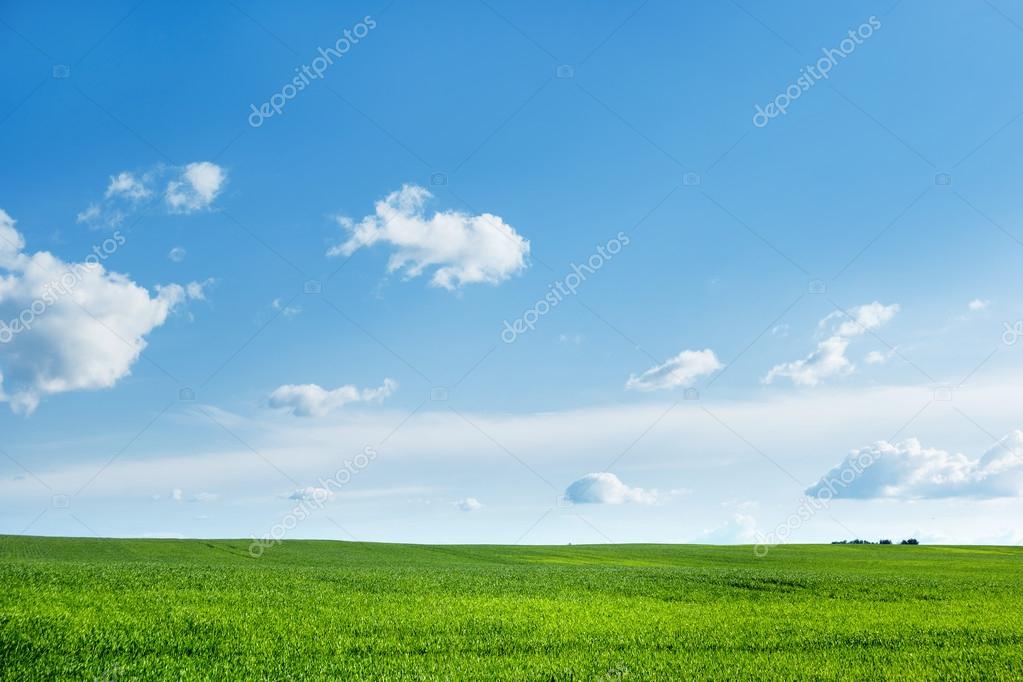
[1,536,1022,680]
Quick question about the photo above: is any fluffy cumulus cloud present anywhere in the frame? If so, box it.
[765,302,899,386]
[77,162,227,228]
[564,472,658,505]
[455,497,483,512]
[626,348,722,391]
[166,162,227,214]
[327,184,530,290]
[268,378,397,417]
[0,209,205,415]
[806,431,1023,500]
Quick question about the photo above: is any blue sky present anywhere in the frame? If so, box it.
[3,0,1023,547]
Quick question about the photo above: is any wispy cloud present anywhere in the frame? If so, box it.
[765,302,899,386]
[626,348,722,391]
[268,378,397,417]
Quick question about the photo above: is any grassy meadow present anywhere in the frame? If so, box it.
[1,536,1022,680]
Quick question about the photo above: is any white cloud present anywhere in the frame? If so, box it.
[75,204,102,224]
[564,472,658,505]
[865,348,897,365]
[169,489,217,503]
[626,348,722,391]
[968,298,990,312]
[76,200,124,229]
[105,171,152,201]
[289,487,333,502]
[806,431,1023,499]
[78,162,227,228]
[10,378,1023,544]
[160,278,214,304]
[700,512,759,543]
[327,184,530,290]
[765,302,899,386]
[271,298,301,318]
[184,279,214,301]
[166,162,227,214]
[0,209,203,415]
[268,378,397,417]
[766,336,852,386]
[771,324,789,337]
[168,247,186,263]
[830,301,899,337]
[156,281,209,307]
[455,497,483,512]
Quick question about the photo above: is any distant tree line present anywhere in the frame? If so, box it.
[832,538,919,545]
